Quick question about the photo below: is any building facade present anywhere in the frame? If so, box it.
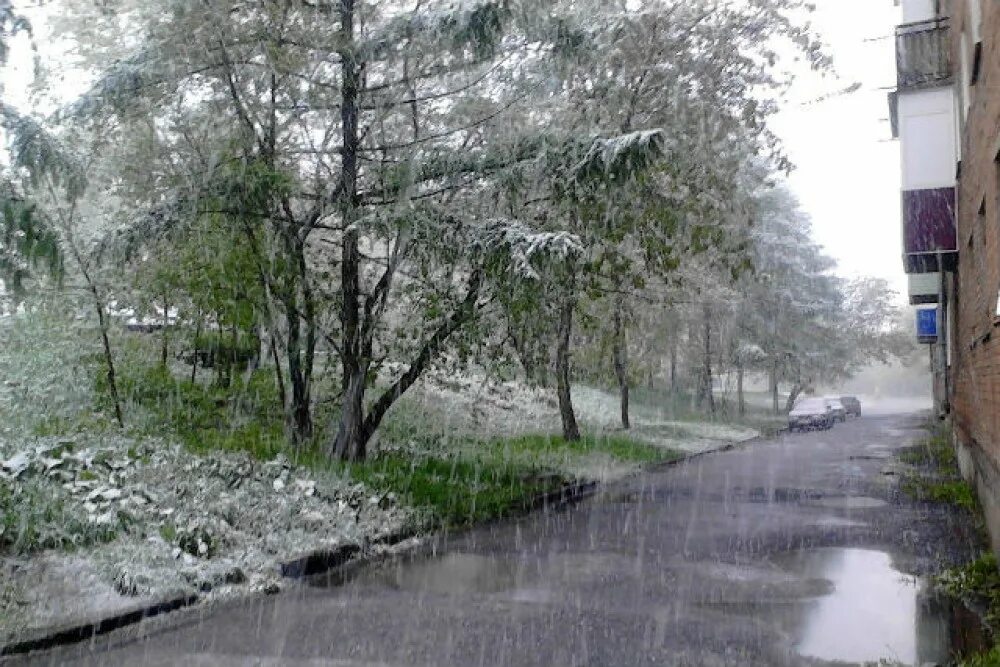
[893,0,1000,554]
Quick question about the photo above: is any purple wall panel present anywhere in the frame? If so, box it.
[903,187,956,253]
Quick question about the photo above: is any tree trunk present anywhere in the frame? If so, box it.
[510,326,537,384]
[612,304,630,429]
[698,304,715,414]
[160,295,169,367]
[90,284,123,427]
[268,329,287,419]
[331,0,366,460]
[669,333,678,394]
[539,346,551,388]
[770,361,779,415]
[190,315,202,384]
[285,295,313,443]
[332,370,367,461]
[556,289,581,442]
[737,362,745,417]
[785,382,804,414]
[248,325,262,372]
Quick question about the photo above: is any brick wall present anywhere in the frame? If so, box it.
[951,0,1000,522]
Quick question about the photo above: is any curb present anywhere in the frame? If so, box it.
[280,478,601,582]
[0,435,750,658]
[0,593,198,658]
[0,480,603,659]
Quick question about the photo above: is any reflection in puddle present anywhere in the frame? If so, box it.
[784,548,947,665]
[375,553,520,594]
[809,496,887,510]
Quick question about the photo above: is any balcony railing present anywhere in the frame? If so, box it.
[896,18,952,90]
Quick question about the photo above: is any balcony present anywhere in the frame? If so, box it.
[902,186,957,274]
[896,18,952,90]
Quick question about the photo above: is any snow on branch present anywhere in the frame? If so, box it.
[0,107,87,201]
[475,218,580,280]
[574,129,667,183]
[363,1,510,61]
[62,51,157,120]
[96,195,192,263]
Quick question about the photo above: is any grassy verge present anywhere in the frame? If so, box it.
[899,420,979,512]
[898,420,1000,665]
[497,433,680,465]
[346,455,562,529]
[86,362,679,531]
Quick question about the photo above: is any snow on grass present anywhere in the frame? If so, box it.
[0,432,411,641]
[411,377,759,447]
[0,310,409,642]
[0,309,758,642]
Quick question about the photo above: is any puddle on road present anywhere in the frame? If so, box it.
[374,553,520,595]
[811,516,867,528]
[809,496,887,510]
[779,548,954,665]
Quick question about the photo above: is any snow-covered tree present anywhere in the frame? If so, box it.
[26,0,828,457]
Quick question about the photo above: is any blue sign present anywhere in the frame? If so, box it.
[917,308,938,342]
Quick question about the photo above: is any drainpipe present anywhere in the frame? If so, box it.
[937,252,950,417]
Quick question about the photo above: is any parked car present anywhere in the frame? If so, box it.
[824,397,847,422]
[839,396,862,418]
[788,397,835,431]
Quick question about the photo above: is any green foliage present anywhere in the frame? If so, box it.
[940,553,1000,637]
[904,423,999,664]
[97,363,287,461]
[923,480,978,511]
[0,479,119,555]
[1,108,88,201]
[899,424,957,469]
[0,198,63,300]
[899,421,976,510]
[447,2,509,58]
[347,453,564,528]
[496,433,675,465]
[960,645,1000,667]
[192,331,259,373]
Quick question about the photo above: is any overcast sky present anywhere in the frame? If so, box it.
[3,1,907,299]
[773,0,905,299]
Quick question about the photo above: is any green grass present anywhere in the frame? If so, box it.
[901,421,1000,665]
[961,645,1000,667]
[347,454,565,528]
[346,432,674,529]
[899,420,977,511]
[91,361,675,530]
[940,553,1000,641]
[898,423,957,469]
[497,433,679,465]
[96,363,294,462]
[926,480,979,510]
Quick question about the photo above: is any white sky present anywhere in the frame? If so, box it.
[772,0,905,299]
[4,1,907,299]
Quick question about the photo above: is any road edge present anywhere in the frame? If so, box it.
[0,431,764,659]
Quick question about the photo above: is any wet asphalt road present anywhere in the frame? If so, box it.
[16,412,983,666]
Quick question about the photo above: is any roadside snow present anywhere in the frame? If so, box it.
[0,312,757,643]
[0,434,409,642]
